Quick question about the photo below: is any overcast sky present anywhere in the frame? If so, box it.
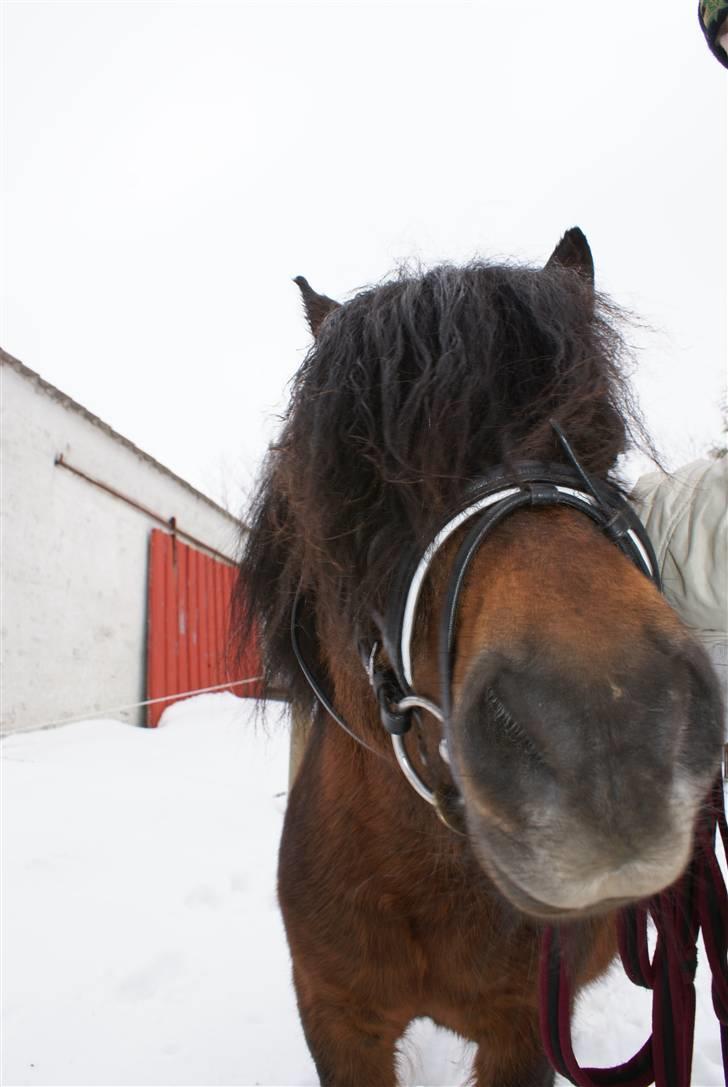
[2,0,726,511]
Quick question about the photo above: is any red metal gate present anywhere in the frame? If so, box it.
[146,529,262,726]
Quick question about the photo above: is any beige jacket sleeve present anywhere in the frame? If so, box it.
[631,458,727,727]
[631,458,727,635]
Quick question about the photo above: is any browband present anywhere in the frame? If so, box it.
[381,462,660,694]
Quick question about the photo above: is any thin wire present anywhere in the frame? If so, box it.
[0,676,265,736]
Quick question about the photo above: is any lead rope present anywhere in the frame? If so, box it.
[539,774,728,1087]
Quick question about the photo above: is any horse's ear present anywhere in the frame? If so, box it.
[544,227,594,285]
[293,276,341,338]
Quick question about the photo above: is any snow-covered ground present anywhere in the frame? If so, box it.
[2,694,725,1086]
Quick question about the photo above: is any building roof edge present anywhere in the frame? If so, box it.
[1,347,246,531]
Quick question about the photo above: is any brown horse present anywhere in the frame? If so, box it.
[234,229,724,1086]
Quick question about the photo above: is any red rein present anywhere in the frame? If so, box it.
[539,775,728,1087]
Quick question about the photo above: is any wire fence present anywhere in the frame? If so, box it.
[0,676,266,736]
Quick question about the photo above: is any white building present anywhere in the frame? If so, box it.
[1,349,243,733]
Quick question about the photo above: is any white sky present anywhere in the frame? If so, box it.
[2,0,726,511]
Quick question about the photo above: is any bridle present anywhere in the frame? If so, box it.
[307,424,659,834]
[293,427,662,827]
[361,430,661,825]
[289,424,727,1086]
[293,426,660,805]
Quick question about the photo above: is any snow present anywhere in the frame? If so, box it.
[2,693,725,1086]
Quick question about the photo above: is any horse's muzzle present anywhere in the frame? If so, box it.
[448,636,724,918]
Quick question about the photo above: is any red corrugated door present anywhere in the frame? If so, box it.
[146,529,263,726]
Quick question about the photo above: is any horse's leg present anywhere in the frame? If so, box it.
[473,1049,554,1087]
[472,1019,555,1087]
[293,969,403,1087]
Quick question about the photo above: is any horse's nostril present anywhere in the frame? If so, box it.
[449,664,556,826]
[483,687,541,761]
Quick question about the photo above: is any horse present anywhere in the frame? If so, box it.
[233,229,724,1086]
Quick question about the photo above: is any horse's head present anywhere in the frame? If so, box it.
[238,228,724,922]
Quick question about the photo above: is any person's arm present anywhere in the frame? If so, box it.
[631,458,727,756]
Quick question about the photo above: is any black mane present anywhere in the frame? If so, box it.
[232,259,644,711]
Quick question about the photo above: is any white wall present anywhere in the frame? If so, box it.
[1,353,243,733]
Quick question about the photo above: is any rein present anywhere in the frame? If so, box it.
[290,428,727,1086]
[540,776,728,1087]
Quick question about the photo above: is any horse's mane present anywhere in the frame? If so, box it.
[232,259,645,711]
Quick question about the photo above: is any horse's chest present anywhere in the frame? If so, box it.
[354,884,538,1012]
[280,776,542,1019]
[413,906,536,993]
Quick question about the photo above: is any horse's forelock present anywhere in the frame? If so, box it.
[233,259,647,707]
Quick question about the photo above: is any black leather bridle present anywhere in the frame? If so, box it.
[292,425,661,817]
[357,425,659,827]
